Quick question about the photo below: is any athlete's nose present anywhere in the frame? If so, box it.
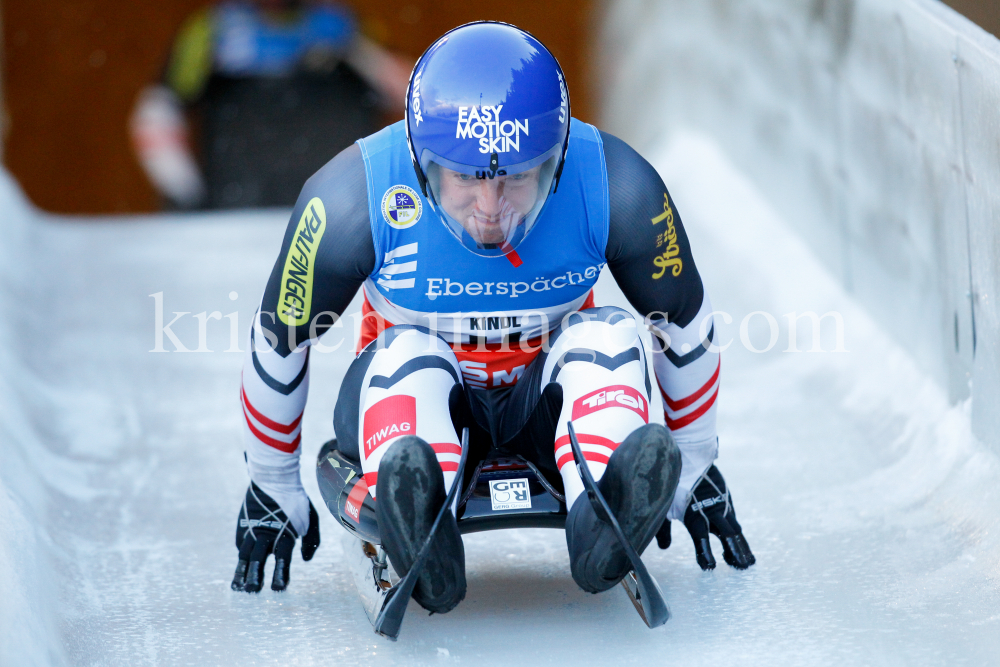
[475,180,503,217]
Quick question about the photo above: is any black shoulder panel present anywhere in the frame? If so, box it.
[259,143,376,357]
[602,131,705,328]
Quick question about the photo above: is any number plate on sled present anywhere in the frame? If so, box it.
[489,478,532,511]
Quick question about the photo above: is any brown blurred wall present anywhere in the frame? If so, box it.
[0,0,594,214]
[4,1,996,215]
[943,0,1000,40]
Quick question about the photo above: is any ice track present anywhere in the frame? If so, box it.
[2,133,999,666]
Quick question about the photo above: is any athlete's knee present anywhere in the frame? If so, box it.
[359,327,463,478]
[365,325,462,387]
[553,307,640,351]
[368,325,457,359]
[542,307,646,386]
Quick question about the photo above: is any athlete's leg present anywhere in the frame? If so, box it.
[505,307,681,592]
[333,325,465,493]
[332,325,466,612]
[528,308,654,501]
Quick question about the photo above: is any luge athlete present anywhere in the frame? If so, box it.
[230,22,755,610]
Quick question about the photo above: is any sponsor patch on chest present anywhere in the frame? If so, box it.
[381,185,422,229]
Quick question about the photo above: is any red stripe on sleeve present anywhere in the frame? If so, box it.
[660,358,721,412]
[242,404,301,453]
[666,386,719,430]
[241,386,302,434]
[553,432,619,452]
[556,450,611,470]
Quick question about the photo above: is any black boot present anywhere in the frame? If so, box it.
[566,423,681,593]
[376,435,467,613]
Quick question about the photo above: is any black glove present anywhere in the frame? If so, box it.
[231,482,321,593]
[681,465,754,570]
[654,465,755,570]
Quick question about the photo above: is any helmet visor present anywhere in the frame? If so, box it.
[421,144,562,257]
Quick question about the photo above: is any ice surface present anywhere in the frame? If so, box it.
[2,132,999,665]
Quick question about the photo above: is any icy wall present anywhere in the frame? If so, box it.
[0,171,64,664]
[598,0,1000,453]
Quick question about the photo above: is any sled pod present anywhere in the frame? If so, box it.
[317,439,568,543]
[456,455,567,533]
[316,440,381,545]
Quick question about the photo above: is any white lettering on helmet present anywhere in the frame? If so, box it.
[411,72,424,126]
[558,72,567,124]
[455,105,529,154]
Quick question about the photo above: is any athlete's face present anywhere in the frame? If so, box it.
[436,167,542,247]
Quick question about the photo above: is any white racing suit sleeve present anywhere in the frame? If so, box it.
[235,142,374,538]
[649,293,721,520]
[240,310,311,536]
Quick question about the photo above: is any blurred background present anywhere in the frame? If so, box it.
[0,0,595,213]
[0,0,993,214]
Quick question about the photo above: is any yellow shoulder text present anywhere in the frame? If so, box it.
[651,193,682,279]
[278,198,327,326]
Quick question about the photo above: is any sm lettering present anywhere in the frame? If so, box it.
[493,364,525,387]
[459,361,525,388]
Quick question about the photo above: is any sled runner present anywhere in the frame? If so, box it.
[315,422,669,639]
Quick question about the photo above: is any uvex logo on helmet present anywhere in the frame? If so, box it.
[558,72,567,124]
[411,70,423,125]
[455,105,530,154]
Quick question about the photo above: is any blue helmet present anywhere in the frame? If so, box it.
[405,22,571,258]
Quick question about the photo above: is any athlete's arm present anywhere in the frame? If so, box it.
[602,131,753,570]
[601,133,718,497]
[232,144,375,593]
[257,143,375,354]
[602,131,704,325]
